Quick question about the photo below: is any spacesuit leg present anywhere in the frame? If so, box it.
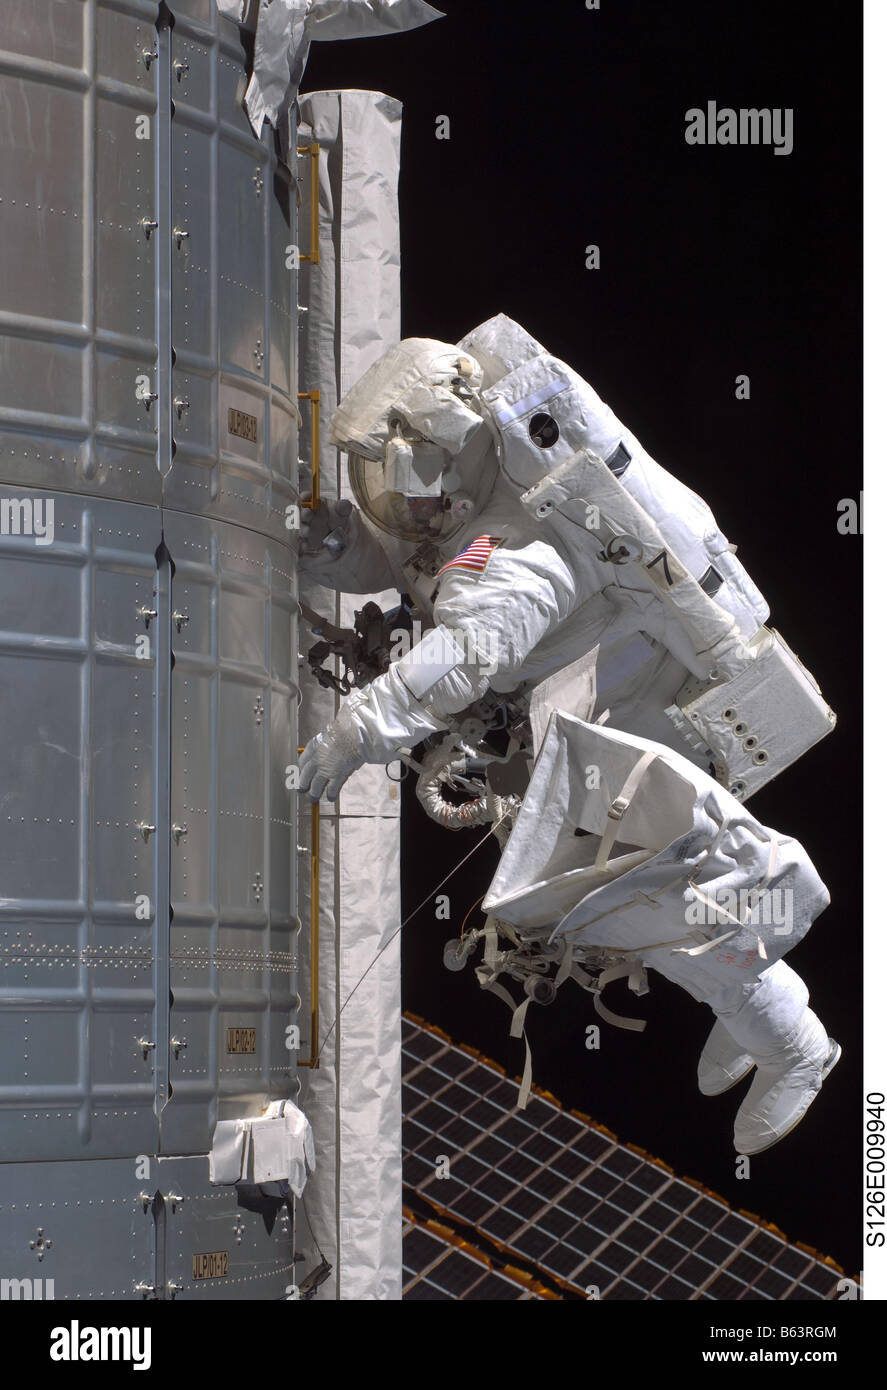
[697,1020,754,1097]
[715,967,841,1156]
[642,951,839,1155]
[695,965,805,1098]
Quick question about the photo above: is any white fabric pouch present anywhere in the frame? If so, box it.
[209,1100,315,1198]
[483,713,830,988]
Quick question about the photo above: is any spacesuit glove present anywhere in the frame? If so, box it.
[298,714,365,802]
[297,495,353,558]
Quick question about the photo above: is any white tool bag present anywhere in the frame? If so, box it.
[483,713,830,990]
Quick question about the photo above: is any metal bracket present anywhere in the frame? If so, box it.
[298,1257,333,1299]
[601,534,643,566]
[29,1228,52,1261]
[299,598,407,693]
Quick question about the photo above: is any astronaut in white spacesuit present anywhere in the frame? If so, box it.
[297,315,839,1156]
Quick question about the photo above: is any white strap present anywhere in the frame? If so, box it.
[594,750,659,871]
[476,929,536,1110]
[678,834,782,961]
[674,925,745,958]
[592,962,648,1031]
[687,881,745,927]
[593,993,647,1032]
[510,995,531,1040]
[510,996,533,1110]
[746,836,780,917]
[674,884,753,958]
[554,941,575,988]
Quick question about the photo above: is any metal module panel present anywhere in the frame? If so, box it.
[0,0,304,1301]
[161,508,300,1156]
[0,0,161,504]
[0,0,299,534]
[157,1155,294,1301]
[0,488,164,1162]
[163,5,300,543]
[0,1157,156,1301]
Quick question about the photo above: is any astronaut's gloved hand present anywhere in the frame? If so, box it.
[298,714,365,802]
[296,494,397,593]
[297,495,353,558]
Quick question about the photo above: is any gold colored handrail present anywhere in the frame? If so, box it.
[297,390,321,509]
[296,142,320,264]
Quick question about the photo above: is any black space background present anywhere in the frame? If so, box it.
[302,1,862,1274]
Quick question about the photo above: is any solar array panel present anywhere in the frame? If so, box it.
[403,1211,557,1300]
[402,1014,848,1302]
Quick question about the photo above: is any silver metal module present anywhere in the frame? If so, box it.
[0,0,301,1300]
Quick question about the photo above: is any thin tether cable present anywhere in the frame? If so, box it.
[315,814,506,1063]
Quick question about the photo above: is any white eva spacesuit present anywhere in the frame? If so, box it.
[297,314,839,1155]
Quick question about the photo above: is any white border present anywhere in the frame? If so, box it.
[864,0,884,1303]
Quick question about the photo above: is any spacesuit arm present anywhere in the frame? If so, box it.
[298,497,398,593]
[298,540,577,798]
[297,647,486,800]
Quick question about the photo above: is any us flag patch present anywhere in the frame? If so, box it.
[437,535,502,578]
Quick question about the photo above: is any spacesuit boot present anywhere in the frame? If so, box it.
[697,1020,754,1096]
[730,1010,840,1156]
[714,966,840,1154]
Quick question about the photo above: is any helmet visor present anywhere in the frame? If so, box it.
[348,451,467,543]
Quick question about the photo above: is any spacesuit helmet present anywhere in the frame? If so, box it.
[330,338,497,544]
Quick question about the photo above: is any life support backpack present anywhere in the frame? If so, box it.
[459,314,835,800]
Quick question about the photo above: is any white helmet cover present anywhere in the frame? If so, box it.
[331,338,494,542]
[330,337,485,456]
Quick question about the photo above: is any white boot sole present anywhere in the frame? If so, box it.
[734,1039,842,1156]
